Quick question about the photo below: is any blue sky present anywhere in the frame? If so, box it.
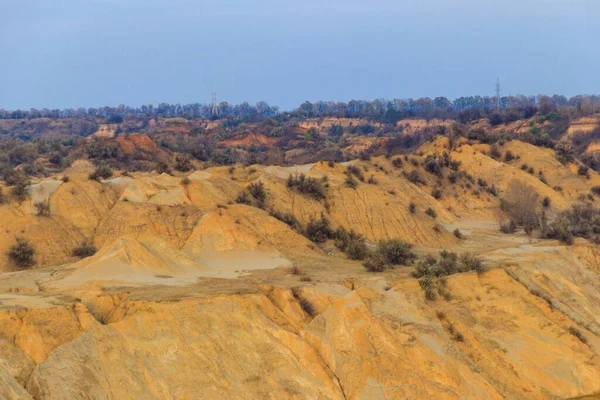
[0,0,598,110]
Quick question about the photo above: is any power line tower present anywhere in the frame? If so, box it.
[211,88,218,117]
[495,78,501,110]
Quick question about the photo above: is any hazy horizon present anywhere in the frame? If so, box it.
[1,0,598,111]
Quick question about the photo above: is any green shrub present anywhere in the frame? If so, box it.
[346,165,364,181]
[392,158,403,168]
[376,239,416,265]
[248,181,268,208]
[72,241,97,258]
[235,191,252,205]
[409,202,416,213]
[269,210,301,231]
[89,164,113,181]
[412,250,484,279]
[305,213,332,243]
[34,201,50,216]
[345,174,358,188]
[287,173,326,200]
[363,252,388,272]
[8,237,35,268]
[404,170,425,185]
[426,208,437,218]
[334,227,368,260]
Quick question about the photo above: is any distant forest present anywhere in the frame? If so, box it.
[2,95,600,124]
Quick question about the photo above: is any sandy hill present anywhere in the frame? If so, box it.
[1,141,600,399]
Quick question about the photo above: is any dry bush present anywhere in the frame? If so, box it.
[502,180,539,230]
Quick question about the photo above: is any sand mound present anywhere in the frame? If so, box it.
[119,173,191,205]
[48,237,208,288]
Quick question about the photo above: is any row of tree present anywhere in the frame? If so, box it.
[1,95,599,122]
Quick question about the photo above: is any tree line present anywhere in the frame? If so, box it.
[1,95,599,122]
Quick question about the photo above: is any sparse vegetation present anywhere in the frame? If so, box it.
[8,237,35,268]
[334,227,368,260]
[409,202,416,213]
[305,213,333,243]
[404,170,425,185]
[72,241,97,258]
[89,164,113,181]
[363,238,416,272]
[568,326,588,345]
[426,208,437,218]
[287,173,326,200]
[413,251,484,300]
[501,180,539,233]
[247,181,268,208]
[34,201,50,216]
[291,287,315,317]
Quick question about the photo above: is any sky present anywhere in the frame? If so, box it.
[1,0,598,111]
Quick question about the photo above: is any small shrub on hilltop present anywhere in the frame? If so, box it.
[345,173,358,189]
[426,208,437,218]
[555,142,574,165]
[431,188,442,199]
[346,165,364,181]
[453,228,462,239]
[8,237,35,268]
[248,181,268,208]
[578,165,590,178]
[424,155,441,175]
[287,173,326,200]
[89,164,113,181]
[503,150,515,162]
[235,191,252,205]
[72,241,97,258]
[404,170,425,185]
[392,158,403,168]
[490,145,501,160]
